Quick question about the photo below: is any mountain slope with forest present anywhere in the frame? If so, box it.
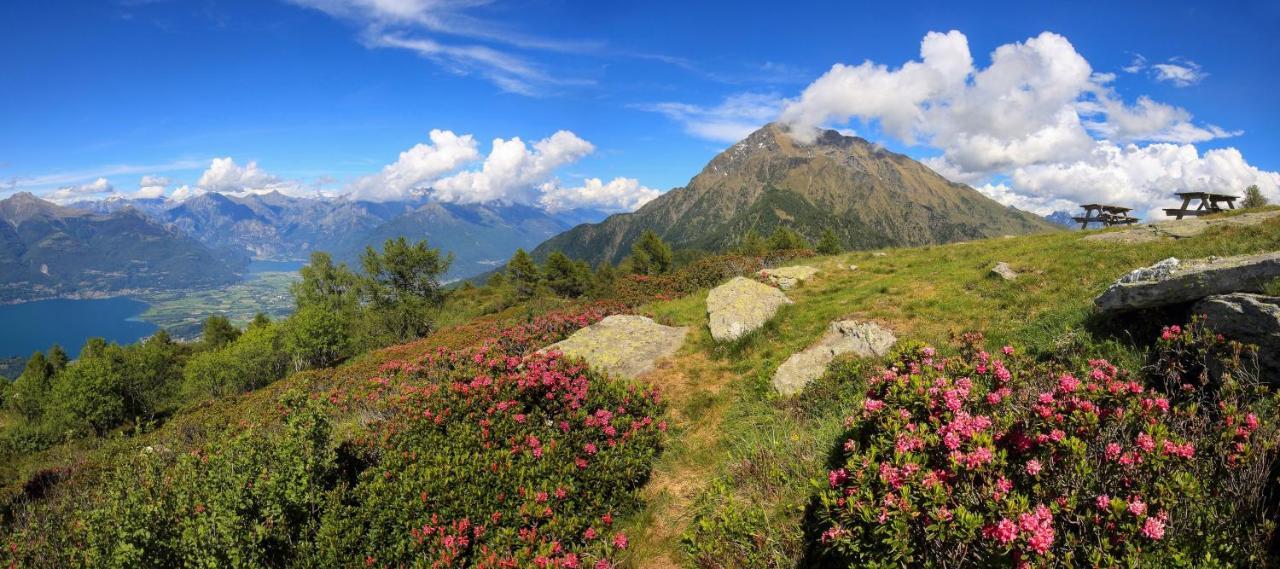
[533,123,1058,265]
[0,193,245,302]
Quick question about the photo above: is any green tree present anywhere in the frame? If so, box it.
[201,315,241,349]
[630,230,674,275]
[183,324,289,400]
[360,237,453,342]
[292,251,361,312]
[9,351,54,420]
[250,312,272,329]
[1242,184,1268,208]
[47,344,69,373]
[506,249,542,301]
[816,228,843,255]
[591,262,619,298]
[284,306,351,372]
[767,226,809,251]
[736,229,768,256]
[543,252,592,298]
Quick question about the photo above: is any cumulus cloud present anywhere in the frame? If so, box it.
[348,129,481,201]
[432,131,595,204]
[192,157,311,197]
[44,177,114,202]
[343,129,661,212]
[170,184,204,202]
[774,30,1274,216]
[134,175,170,199]
[538,177,661,213]
[641,92,784,143]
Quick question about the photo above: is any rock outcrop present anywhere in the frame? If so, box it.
[1084,210,1280,244]
[991,262,1018,281]
[1193,294,1280,382]
[706,276,793,342]
[544,315,688,379]
[1094,252,1280,313]
[772,320,896,396]
[758,265,819,290]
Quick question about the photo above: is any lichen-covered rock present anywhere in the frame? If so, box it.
[543,315,687,379]
[1193,293,1280,383]
[772,320,896,396]
[758,265,819,290]
[1095,252,1280,313]
[706,276,793,342]
[991,262,1018,281]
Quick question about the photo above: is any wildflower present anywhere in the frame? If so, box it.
[1136,432,1156,453]
[828,468,849,488]
[1127,497,1147,517]
[1025,459,1042,476]
[984,518,1017,545]
[612,533,628,549]
[1095,494,1111,511]
[1105,442,1122,461]
[1141,515,1166,540]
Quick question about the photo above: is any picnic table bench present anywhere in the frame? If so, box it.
[1164,192,1239,220]
[1073,204,1140,229]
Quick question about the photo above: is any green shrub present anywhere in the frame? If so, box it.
[810,329,1278,567]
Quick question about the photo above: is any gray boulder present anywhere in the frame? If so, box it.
[544,315,687,379]
[758,265,819,290]
[1193,293,1280,382]
[991,262,1018,281]
[707,276,793,342]
[1084,210,1280,244]
[772,320,896,396]
[1094,252,1280,313]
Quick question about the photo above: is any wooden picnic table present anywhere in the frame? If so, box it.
[1073,203,1140,229]
[1164,192,1239,220]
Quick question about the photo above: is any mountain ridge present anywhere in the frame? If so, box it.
[533,123,1058,265]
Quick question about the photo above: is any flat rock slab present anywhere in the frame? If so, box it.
[758,265,819,290]
[1095,252,1280,313]
[544,315,687,379]
[1084,210,1280,244]
[1193,294,1280,383]
[772,320,896,396]
[991,262,1018,281]
[707,276,793,342]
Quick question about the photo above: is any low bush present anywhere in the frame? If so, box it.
[608,250,815,306]
[811,326,1278,567]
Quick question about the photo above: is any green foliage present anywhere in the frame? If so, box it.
[200,315,240,349]
[631,230,674,276]
[284,306,351,372]
[8,352,54,420]
[543,251,593,298]
[250,312,272,329]
[767,226,809,251]
[1241,184,1268,208]
[507,248,542,301]
[183,323,289,400]
[735,229,768,256]
[44,336,182,436]
[291,251,361,313]
[47,344,68,373]
[816,228,842,255]
[360,237,453,342]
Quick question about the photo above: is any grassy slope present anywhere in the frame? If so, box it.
[618,210,1280,567]
[4,211,1277,568]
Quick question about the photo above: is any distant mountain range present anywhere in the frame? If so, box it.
[533,123,1059,265]
[0,192,244,303]
[63,191,608,283]
[1044,210,1079,228]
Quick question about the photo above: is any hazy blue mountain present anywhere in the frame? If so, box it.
[1044,210,1079,227]
[0,193,244,302]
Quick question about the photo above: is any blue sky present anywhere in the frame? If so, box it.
[2,0,1278,216]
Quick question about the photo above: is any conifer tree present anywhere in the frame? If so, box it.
[630,230,674,275]
[816,228,842,255]
[506,249,542,300]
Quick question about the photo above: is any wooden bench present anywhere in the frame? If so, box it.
[1165,192,1239,219]
[1075,204,1139,228]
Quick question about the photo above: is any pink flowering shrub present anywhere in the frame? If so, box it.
[813,330,1278,567]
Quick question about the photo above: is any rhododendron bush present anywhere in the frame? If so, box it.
[1,303,665,568]
[813,326,1278,568]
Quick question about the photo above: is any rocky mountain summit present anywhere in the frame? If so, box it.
[533,123,1057,265]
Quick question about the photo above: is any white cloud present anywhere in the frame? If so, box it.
[44,177,114,202]
[134,175,170,199]
[773,30,1273,218]
[348,129,480,201]
[432,130,595,204]
[170,184,204,202]
[642,92,784,143]
[194,157,310,196]
[538,177,661,213]
[1151,58,1206,87]
[1122,53,1147,74]
[286,0,594,95]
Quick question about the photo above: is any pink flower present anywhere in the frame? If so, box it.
[612,533,628,549]
[1095,494,1111,511]
[1105,442,1122,461]
[863,399,885,414]
[1141,516,1166,540]
[1057,373,1080,393]
[1127,497,1147,517]
[1136,432,1156,453]
[828,468,848,488]
[1025,459,1042,476]
[985,518,1017,545]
